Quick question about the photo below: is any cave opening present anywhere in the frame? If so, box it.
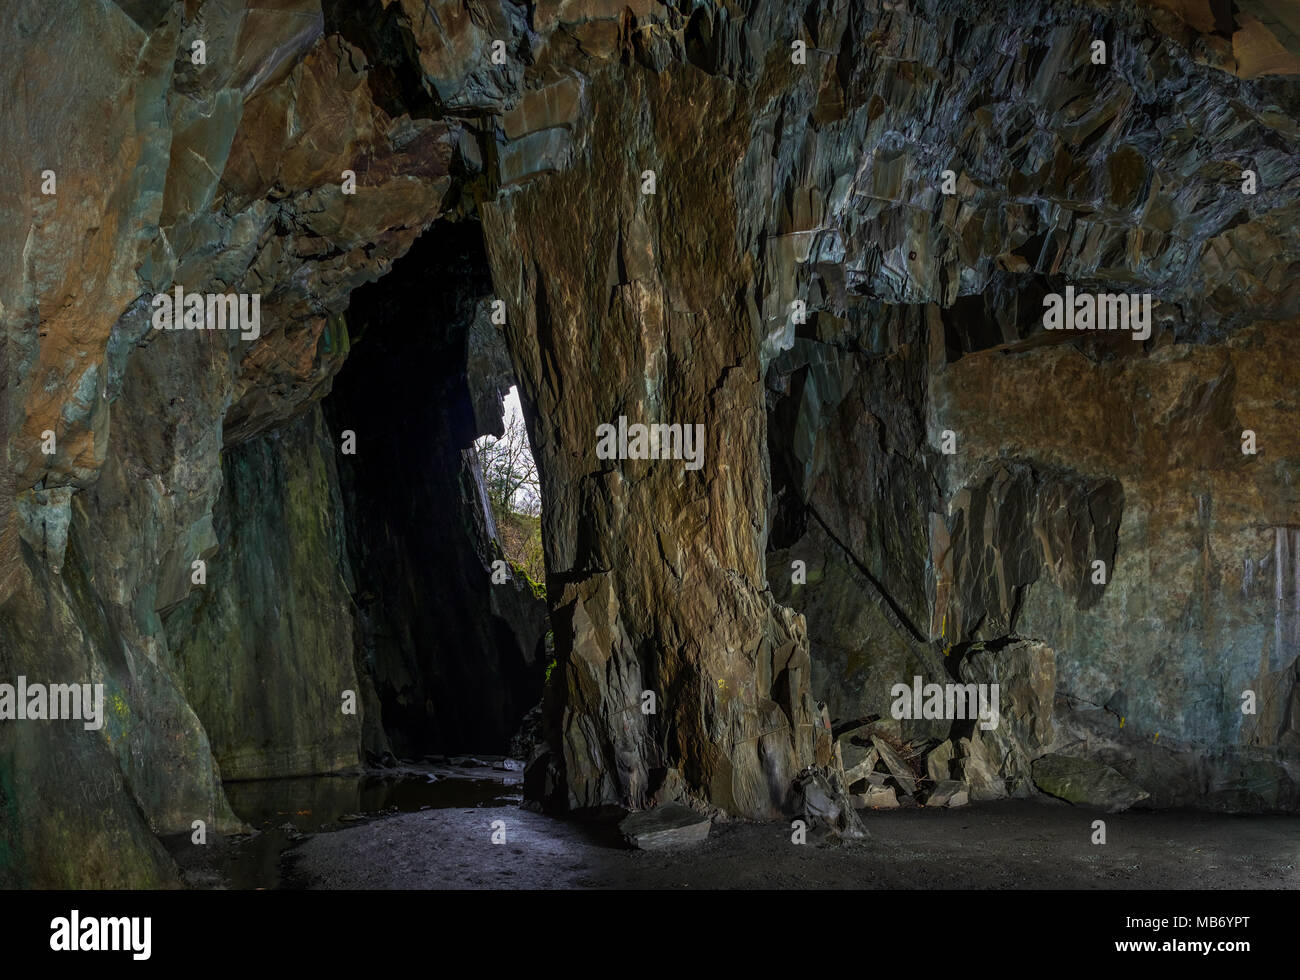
[321,219,550,762]
[474,385,545,591]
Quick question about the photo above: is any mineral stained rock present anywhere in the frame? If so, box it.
[1031,754,1152,812]
[0,0,1298,886]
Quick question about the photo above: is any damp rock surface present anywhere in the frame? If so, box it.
[1,0,1298,887]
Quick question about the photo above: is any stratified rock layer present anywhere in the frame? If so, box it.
[0,0,1297,885]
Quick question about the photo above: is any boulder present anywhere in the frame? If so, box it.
[955,736,1006,801]
[1031,755,1151,812]
[620,804,711,850]
[842,743,880,784]
[926,740,955,783]
[926,779,967,807]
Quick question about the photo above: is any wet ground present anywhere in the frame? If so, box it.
[171,763,1300,889]
[165,764,1300,894]
[288,798,1300,890]
[165,760,524,889]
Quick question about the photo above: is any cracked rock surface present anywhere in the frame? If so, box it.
[1,0,1298,885]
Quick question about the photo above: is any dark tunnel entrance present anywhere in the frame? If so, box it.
[321,219,549,760]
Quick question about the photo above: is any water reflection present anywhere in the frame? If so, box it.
[174,767,522,889]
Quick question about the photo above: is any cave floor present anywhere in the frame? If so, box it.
[281,796,1300,891]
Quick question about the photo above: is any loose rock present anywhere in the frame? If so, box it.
[1031,755,1151,812]
[620,804,711,850]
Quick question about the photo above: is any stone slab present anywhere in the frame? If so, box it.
[620,803,711,850]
